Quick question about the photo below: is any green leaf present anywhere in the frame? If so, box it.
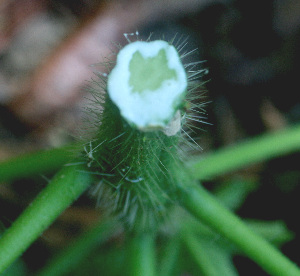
[214,178,258,211]
[246,220,294,248]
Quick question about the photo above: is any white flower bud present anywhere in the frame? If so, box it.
[107,40,187,134]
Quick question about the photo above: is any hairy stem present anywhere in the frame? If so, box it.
[0,164,93,273]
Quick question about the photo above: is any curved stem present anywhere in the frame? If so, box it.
[178,184,300,276]
[0,164,93,273]
[188,124,300,179]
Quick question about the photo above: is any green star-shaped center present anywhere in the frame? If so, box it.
[129,49,177,93]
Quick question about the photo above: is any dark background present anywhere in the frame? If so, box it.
[1,1,300,274]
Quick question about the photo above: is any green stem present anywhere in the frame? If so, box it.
[182,230,219,276]
[128,233,156,276]
[187,124,300,179]
[158,236,181,276]
[178,184,300,276]
[37,219,119,276]
[0,144,77,183]
[0,164,93,273]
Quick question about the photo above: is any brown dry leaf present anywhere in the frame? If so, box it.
[0,0,48,53]
[260,98,287,131]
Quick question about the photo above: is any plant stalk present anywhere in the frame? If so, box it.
[37,219,118,276]
[178,184,300,276]
[188,124,300,179]
[128,232,156,276]
[0,164,93,273]
[0,144,77,183]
